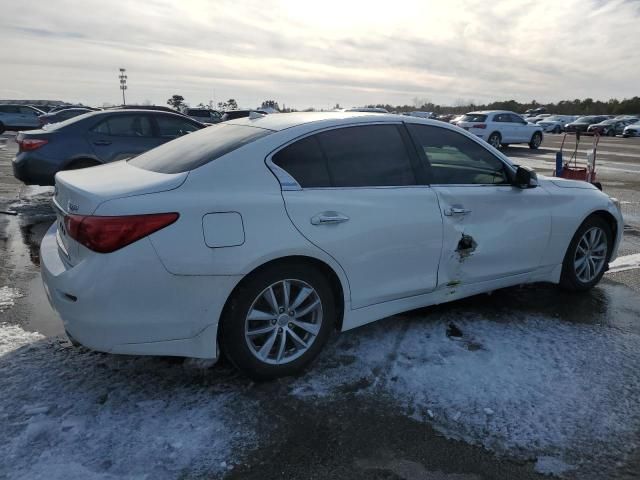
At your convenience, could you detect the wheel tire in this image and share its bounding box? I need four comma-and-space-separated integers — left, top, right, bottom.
220, 263, 336, 380
64, 159, 101, 170
559, 216, 612, 291
0, 122, 5, 134
607, 129, 615, 137
529, 132, 542, 149
553, 125, 561, 134
488, 132, 501, 149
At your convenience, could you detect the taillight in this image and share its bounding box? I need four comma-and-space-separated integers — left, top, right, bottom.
472, 123, 486, 129
18, 138, 48, 151
65, 213, 179, 253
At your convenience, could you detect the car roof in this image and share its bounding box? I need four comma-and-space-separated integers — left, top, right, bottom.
226, 111, 460, 132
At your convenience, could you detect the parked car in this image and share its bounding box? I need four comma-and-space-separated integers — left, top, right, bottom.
455, 110, 543, 149
403, 111, 434, 119
39, 108, 94, 127
525, 114, 552, 124
12, 109, 204, 185
564, 116, 609, 133
221, 109, 270, 121
109, 105, 180, 114
40, 112, 623, 379
622, 120, 640, 137
537, 115, 577, 133
48, 105, 97, 114
344, 107, 389, 113
184, 108, 222, 124
586, 119, 633, 136
0, 104, 45, 133
524, 107, 547, 116
449, 114, 465, 125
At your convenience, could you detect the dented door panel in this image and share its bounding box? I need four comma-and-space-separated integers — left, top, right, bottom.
433, 185, 553, 287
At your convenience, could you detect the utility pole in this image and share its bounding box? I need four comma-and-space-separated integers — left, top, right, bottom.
119, 68, 128, 105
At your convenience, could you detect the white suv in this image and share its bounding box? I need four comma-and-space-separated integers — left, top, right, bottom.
456, 110, 543, 149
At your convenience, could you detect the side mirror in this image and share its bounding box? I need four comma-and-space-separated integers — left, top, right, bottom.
513, 165, 538, 188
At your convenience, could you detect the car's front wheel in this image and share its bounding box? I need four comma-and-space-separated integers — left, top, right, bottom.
553, 125, 562, 134
0, 122, 5, 135
560, 216, 612, 291
529, 132, 542, 149
220, 263, 335, 380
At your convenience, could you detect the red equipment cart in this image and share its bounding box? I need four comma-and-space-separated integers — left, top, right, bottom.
554, 130, 601, 189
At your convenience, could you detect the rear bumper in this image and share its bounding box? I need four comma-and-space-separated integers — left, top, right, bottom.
12, 153, 57, 186
40, 222, 241, 359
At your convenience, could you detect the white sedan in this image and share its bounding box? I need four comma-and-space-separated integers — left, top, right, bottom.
41, 112, 623, 379
455, 110, 544, 149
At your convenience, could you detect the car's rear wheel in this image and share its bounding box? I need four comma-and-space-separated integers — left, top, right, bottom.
0, 122, 5, 134
560, 216, 612, 291
64, 159, 101, 170
488, 132, 501, 149
553, 125, 561, 134
529, 132, 542, 149
607, 129, 616, 137
220, 263, 335, 380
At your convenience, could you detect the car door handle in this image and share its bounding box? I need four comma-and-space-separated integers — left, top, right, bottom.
93, 140, 111, 146
444, 207, 471, 216
311, 212, 350, 225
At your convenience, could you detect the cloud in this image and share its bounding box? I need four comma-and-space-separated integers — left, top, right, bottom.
0, 0, 638, 108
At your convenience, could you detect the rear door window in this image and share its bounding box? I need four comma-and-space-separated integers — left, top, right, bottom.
317, 125, 416, 187
272, 124, 417, 188
92, 115, 154, 137
272, 136, 331, 188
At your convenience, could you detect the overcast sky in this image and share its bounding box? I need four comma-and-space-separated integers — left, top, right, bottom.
1, 0, 638, 109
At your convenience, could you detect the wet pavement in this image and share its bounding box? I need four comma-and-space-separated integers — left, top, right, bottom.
1, 132, 640, 479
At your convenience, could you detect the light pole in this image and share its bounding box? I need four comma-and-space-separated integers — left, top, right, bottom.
119, 68, 128, 105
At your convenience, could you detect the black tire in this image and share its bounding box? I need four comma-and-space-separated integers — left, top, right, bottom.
0, 122, 5, 135
488, 132, 501, 149
559, 216, 612, 291
553, 125, 561, 134
529, 132, 542, 149
64, 159, 101, 170
607, 129, 615, 137
220, 263, 336, 380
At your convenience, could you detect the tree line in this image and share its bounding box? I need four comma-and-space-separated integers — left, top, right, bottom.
366, 96, 640, 116
166, 94, 640, 115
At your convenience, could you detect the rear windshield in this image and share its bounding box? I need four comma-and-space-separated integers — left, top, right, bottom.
460, 114, 487, 122
128, 123, 273, 174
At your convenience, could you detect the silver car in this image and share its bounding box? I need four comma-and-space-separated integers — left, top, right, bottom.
0, 104, 44, 133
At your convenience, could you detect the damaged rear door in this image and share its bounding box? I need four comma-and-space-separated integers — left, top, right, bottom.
406, 123, 552, 286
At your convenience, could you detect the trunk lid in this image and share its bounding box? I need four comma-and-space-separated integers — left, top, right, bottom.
53, 160, 187, 265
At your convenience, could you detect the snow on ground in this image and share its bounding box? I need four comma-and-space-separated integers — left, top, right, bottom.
0, 323, 258, 480
0, 286, 24, 311
609, 253, 640, 273
292, 311, 640, 478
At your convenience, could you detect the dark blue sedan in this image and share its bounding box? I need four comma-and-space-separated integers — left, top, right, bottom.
12, 109, 205, 185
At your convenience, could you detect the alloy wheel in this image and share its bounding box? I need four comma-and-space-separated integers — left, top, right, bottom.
244, 279, 323, 365
573, 226, 608, 283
